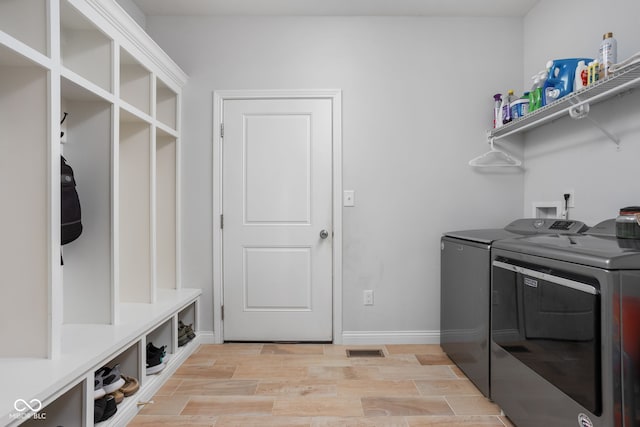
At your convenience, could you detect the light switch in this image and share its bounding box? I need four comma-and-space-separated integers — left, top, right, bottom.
343, 190, 355, 207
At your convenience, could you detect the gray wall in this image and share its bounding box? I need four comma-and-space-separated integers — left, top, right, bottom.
144, 15, 525, 339
522, 0, 640, 225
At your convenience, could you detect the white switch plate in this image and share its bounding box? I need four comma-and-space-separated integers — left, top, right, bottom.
363, 290, 374, 305
343, 190, 355, 207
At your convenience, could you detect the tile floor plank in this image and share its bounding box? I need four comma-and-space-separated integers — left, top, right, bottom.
273, 397, 364, 417
174, 379, 259, 396
181, 396, 275, 416
361, 397, 454, 417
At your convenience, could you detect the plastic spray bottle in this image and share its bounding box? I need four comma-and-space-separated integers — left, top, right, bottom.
528, 75, 543, 112
502, 90, 514, 124
493, 94, 503, 128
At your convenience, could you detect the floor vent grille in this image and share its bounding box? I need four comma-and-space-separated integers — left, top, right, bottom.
346, 349, 385, 358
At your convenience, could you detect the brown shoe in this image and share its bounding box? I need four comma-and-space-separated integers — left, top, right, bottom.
108, 389, 124, 405
120, 375, 140, 397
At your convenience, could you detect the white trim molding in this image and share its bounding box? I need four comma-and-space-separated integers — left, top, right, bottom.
212, 89, 343, 344
194, 330, 217, 345
342, 330, 441, 345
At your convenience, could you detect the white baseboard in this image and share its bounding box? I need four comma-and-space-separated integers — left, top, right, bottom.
195, 330, 440, 346
196, 330, 218, 344
341, 330, 440, 345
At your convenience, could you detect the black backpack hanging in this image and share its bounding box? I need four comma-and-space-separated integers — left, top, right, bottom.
61, 155, 82, 245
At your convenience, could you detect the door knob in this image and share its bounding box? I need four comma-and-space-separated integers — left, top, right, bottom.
319, 229, 329, 239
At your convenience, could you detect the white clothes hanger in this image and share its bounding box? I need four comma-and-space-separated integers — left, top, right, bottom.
468, 137, 522, 168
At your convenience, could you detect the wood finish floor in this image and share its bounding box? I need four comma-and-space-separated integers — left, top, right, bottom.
128, 344, 515, 427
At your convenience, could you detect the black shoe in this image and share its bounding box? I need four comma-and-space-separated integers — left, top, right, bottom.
146, 342, 166, 360
99, 395, 117, 421
146, 342, 166, 375
94, 394, 118, 422
94, 396, 106, 423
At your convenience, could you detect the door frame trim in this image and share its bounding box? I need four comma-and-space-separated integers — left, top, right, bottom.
212, 89, 343, 344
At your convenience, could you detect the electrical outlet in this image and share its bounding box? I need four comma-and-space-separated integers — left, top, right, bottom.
564, 190, 575, 208
363, 290, 374, 306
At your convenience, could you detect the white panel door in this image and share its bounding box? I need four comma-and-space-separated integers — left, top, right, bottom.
222, 97, 333, 341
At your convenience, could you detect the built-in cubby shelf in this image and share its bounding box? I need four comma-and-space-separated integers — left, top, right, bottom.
119, 115, 152, 304
156, 130, 178, 291
60, 0, 113, 93
156, 78, 178, 130
120, 48, 151, 116
0, 0, 48, 57
0, 44, 49, 359
21, 381, 85, 427
61, 78, 114, 325
0, 0, 190, 425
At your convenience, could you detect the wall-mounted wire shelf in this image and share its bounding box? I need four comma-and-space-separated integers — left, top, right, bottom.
488, 61, 640, 145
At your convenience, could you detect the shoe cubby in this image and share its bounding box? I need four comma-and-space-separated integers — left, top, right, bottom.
156, 129, 178, 291
146, 319, 174, 361
155, 77, 178, 130
0, 45, 50, 359
1, 1, 192, 425
118, 111, 152, 304
178, 302, 197, 331
60, 0, 113, 93
0, 0, 48, 56
101, 342, 141, 390
177, 302, 198, 349
61, 78, 114, 325
21, 380, 84, 427
92, 342, 142, 425
119, 47, 151, 117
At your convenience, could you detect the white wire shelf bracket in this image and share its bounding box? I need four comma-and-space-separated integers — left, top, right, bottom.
488, 61, 640, 145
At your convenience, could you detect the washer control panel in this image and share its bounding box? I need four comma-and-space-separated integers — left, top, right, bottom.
505, 218, 589, 235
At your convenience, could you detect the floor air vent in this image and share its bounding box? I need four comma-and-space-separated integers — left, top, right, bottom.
346, 349, 385, 358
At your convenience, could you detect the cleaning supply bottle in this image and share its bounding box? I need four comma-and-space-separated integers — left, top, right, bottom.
502, 90, 514, 124
493, 93, 503, 128
528, 75, 543, 112
574, 60, 588, 91
599, 32, 617, 78
544, 58, 592, 104
588, 60, 600, 85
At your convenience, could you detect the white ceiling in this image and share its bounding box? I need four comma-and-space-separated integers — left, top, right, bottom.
132, 0, 540, 17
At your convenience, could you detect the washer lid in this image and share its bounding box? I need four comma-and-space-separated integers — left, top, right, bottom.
494, 233, 640, 269
443, 229, 518, 244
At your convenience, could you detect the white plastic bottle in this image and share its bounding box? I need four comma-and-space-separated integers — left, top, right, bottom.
599, 32, 617, 78
574, 60, 588, 91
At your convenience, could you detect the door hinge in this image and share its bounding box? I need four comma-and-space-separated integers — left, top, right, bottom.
220, 123, 224, 138
220, 214, 223, 229
221, 305, 224, 321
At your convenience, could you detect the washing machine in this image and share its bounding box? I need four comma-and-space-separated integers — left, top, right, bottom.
441, 218, 589, 398
491, 219, 640, 427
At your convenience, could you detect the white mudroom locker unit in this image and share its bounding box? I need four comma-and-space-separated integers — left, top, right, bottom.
0, 0, 200, 425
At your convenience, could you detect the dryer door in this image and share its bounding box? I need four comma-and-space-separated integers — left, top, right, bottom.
492, 257, 602, 415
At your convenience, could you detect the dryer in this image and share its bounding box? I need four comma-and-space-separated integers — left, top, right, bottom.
491, 219, 640, 427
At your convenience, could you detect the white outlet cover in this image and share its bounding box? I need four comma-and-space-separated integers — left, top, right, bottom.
343, 190, 355, 207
